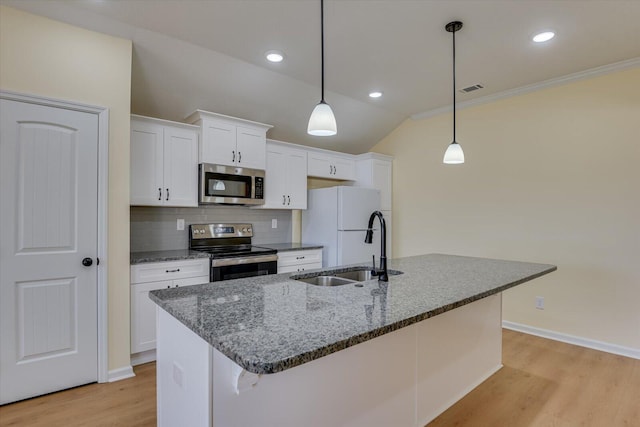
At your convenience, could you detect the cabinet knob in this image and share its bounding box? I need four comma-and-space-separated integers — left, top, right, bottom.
82, 257, 93, 267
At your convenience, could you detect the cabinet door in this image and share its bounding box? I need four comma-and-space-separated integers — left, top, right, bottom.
131, 280, 172, 353
307, 153, 332, 178
372, 160, 392, 211
201, 119, 236, 166
287, 150, 308, 209
130, 121, 164, 205
263, 147, 288, 208
164, 127, 198, 207
331, 156, 355, 180
236, 126, 266, 170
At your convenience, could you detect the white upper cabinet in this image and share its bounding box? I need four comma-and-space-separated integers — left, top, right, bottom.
307, 150, 355, 180
130, 115, 198, 207
186, 110, 272, 170
354, 153, 393, 211
258, 140, 308, 209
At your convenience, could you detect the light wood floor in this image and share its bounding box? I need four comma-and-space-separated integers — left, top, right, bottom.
1, 330, 638, 426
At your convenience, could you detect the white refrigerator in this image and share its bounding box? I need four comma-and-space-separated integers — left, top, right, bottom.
302, 186, 382, 268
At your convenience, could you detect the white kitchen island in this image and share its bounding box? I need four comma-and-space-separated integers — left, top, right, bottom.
150, 254, 555, 427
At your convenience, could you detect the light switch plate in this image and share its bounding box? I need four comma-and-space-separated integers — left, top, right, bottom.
177, 219, 185, 231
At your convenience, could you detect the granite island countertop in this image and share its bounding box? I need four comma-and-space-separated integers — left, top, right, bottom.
149, 253, 556, 375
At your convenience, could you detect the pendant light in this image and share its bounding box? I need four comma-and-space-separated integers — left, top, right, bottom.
307, 0, 337, 136
443, 21, 465, 164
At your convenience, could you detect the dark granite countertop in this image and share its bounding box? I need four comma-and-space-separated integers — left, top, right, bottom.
149, 253, 556, 374
130, 249, 210, 265
254, 242, 324, 252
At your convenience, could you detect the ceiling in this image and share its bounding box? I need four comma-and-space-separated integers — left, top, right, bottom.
4, 0, 640, 154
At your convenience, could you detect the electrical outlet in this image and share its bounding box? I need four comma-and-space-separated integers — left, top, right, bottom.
172, 362, 184, 388
535, 296, 544, 310
177, 218, 185, 231
272, 219, 277, 229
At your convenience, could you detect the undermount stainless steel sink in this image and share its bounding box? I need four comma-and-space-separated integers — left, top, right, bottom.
296, 276, 356, 286
292, 267, 403, 287
330, 270, 374, 281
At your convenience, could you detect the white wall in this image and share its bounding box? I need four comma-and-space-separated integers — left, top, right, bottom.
373, 68, 640, 351
0, 6, 133, 371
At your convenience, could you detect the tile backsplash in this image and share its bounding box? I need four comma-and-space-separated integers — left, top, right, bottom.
130, 206, 292, 252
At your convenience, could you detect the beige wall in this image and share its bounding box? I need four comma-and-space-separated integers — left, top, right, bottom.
0, 6, 133, 371
373, 68, 640, 350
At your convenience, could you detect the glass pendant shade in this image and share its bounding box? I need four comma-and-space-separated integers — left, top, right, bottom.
443, 141, 465, 164
307, 101, 337, 136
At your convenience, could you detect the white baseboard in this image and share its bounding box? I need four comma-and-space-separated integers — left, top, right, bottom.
417, 364, 503, 427
131, 349, 156, 366
502, 321, 640, 360
108, 365, 135, 382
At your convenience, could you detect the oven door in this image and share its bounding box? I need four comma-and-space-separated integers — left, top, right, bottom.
210, 255, 277, 282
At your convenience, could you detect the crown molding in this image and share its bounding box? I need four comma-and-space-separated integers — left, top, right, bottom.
411, 57, 640, 121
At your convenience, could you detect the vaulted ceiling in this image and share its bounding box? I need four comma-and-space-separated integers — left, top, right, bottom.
4, 0, 640, 153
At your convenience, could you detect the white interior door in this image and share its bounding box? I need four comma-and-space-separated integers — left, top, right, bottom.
0, 99, 99, 404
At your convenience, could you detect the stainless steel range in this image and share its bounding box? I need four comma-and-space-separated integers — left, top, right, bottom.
189, 223, 277, 282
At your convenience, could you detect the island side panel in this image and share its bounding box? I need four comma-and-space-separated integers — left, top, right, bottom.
156, 307, 212, 427
416, 294, 503, 425
212, 324, 417, 427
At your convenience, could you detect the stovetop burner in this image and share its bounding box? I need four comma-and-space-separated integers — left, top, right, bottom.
193, 245, 276, 259
189, 223, 276, 259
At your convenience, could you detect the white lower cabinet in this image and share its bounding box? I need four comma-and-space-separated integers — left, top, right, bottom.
277, 249, 323, 274
130, 259, 209, 364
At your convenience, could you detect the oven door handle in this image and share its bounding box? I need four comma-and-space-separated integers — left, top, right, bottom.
210, 254, 278, 267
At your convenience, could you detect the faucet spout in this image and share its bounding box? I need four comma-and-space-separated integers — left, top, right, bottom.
364, 211, 388, 282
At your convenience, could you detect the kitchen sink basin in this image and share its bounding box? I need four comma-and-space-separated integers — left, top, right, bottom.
291, 267, 403, 287
296, 276, 356, 286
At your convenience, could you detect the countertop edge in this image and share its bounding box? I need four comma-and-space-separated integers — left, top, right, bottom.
130, 250, 210, 265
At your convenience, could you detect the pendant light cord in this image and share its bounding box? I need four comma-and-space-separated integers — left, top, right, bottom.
321, 0, 325, 103
452, 25, 456, 143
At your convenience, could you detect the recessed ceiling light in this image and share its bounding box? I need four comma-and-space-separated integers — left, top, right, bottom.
265, 50, 284, 63
369, 91, 383, 98
532, 31, 555, 43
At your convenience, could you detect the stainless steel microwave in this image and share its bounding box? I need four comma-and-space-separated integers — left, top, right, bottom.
199, 163, 265, 205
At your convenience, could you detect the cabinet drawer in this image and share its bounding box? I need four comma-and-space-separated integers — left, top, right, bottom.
278, 249, 323, 267
278, 262, 323, 274
131, 259, 210, 284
